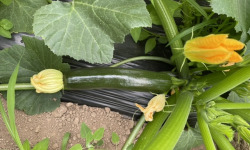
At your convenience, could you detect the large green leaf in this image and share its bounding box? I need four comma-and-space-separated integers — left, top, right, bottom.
15, 91, 61, 115
0, 0, 48, 33
211, 0, 250, 33
33, 0, 151, 63
0, 36, 70, 115
0, 36, 70, 83
174, 127, 203, 150
227, 91, 250, 103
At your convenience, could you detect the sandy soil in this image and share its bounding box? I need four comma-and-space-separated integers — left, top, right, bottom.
0, 101, 135, 150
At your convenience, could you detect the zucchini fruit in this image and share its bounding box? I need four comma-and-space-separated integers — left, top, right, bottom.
64, 67, 175, 93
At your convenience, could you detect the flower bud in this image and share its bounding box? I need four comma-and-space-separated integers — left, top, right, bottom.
135, 94, 165, 121
30, 69, 64, 93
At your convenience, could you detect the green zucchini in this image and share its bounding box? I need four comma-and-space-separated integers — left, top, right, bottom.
64, 67, 175, 93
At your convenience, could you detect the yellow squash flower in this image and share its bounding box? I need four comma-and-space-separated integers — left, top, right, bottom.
184, 34, 244, 64
30, 69, 64, 93
135, 94, 165, 121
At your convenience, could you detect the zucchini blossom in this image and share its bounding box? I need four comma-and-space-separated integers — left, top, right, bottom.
135, 94, 165, 121
30, 69, 64, 93
184, 34, 244, 64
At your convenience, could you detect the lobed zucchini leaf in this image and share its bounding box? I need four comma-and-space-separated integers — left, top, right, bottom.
0, 0, 48, 33
0, 36, 70, 115
174, 127, 203, 150
33, 0, 151, 63
14, 91, 61, 115
211, 0, 250, 38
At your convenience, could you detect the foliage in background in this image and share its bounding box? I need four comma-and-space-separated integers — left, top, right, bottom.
211, 0, 250, 42
0, 19, 13, 38
0, 0, 48, 33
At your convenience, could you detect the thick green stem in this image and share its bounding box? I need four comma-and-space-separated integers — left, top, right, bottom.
153, 0, 189, 79
196, 66, 250, 105
133, 95, 176, 150
210, 128, 235, 150
215, 103, 250, 110
0, 83, 34, 91
194, 68, 238, 87
145, 92, 193, 150
122, 116, 145, 150
197, 106, 216, 150
215, 98, 250, 122
110, 56, 173, 67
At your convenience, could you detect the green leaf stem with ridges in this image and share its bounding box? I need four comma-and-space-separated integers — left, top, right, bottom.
215, 103, 250, 110
210, 128, 235, 150
122, 115, 145, 150
110, 56, 173, 67
145, 91, 193, 150
215, 98, 250, 122
152, 0, 189, 79
0, 83, 34, 91
197, 106, 216, 150
196, 66, 250, 105
133, 94, 176, 150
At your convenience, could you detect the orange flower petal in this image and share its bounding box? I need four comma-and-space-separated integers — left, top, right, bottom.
221, 39, 245, 51
184, 34, 228, 51
228, 52, 243, 63
135, 103, 145, 112
184, 47, 231, 64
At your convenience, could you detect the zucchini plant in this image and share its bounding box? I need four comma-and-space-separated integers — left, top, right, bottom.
0, 0, 250, 150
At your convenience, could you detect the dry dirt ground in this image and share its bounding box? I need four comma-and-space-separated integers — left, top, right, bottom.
0, 101, 136, 150
0, 100, 249, 150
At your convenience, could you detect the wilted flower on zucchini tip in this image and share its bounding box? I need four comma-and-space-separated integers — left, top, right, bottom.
135, 94, 165, 122
30, 69, 64, 93
184, 34, 244, 64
